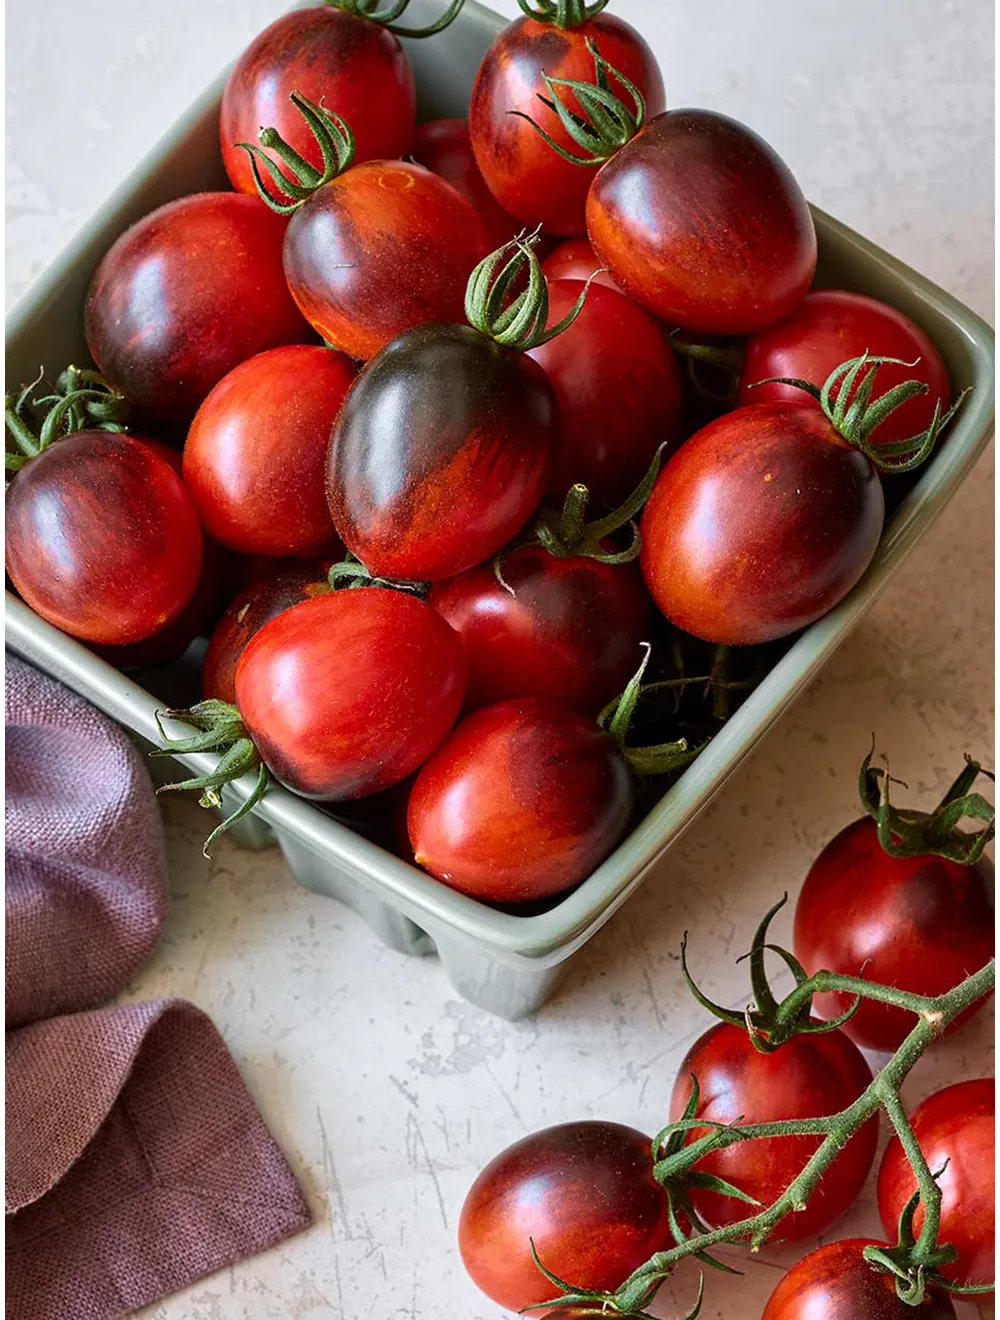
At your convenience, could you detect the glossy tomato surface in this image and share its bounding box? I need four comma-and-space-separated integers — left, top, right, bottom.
220, 7, 415, 197
542, 238, 620, 289
640, 402, 885, 645
763, 1239, 957, 1319
407, 698, 633, 903
587, 109, 816, 334
669, 1022, 877, 1240
459, 1121, 671, 1311
469, 14, 665, 237
794, 817, 994, 1051
6, 433, 203, 645
235, 589, 465, 799
411, 117, 522, 251
878, 1079, 994, 1288
528, 278, 683, 506
85, 193, 307, 420
328, 322, 556, 581
183, 345, 356, 557
283, 162, 486, 360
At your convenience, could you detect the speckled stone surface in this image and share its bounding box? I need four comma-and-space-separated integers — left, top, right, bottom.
6, 1, 995, 1316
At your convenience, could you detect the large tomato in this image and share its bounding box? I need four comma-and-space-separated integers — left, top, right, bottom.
763, 1239, 957, 1319
411, 117, 522, 251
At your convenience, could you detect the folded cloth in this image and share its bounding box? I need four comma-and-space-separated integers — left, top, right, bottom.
5, 656, 312, 1320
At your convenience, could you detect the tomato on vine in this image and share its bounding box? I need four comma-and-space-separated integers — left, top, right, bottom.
763, 1240, 957, 1319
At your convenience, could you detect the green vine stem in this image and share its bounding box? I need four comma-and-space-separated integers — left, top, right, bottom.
596, 644, 709, 779
670, 332, 745, 409
516, 0, 610, 27
859, 746, 995, 863
323, 0, 467, 38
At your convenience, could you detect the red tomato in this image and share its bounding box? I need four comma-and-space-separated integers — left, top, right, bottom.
234, 589, 465, 798
220, 8, 415, 198
183, 345, 356, 557
459, 1121, 672, 1311
85, 193, 308, 419
411, 117, 523, 251
763, 1239, 957, 1319
542, 238, 620, 290
6, 433, 203, 645
793, 818, 994, 1051
877, 1080, 995, 1288
528, 278, 683, 506
669, 1022, 877, 1241
407, 698, 633, 903
740, 291, 953, 453
640, 403, 885, 645
430, 547, 652, 716
469, 14, 664, 237
587, 110, 816, 334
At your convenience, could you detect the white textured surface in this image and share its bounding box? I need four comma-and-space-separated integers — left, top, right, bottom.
6, 1, 995, 1317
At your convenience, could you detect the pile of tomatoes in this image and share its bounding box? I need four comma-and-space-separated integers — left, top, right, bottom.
5, 0, 961, 907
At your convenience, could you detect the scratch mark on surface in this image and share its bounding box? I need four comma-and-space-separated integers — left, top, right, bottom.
484, 1060, 526, 1129
390, 1074, 420, 1107
405, 1111, 449, 1229
316, 1106, 347, 1239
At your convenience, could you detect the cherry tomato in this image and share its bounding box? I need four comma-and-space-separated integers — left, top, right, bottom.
407, 698, 633, 902
183, 345, 356, 557
740, 291, 953, 453
763, 1239, 957, 1319
878, 1079, 994, 1289
411, 117, 523, 251
220, 7, 415, 199
235, 589, 465, 798
587, 110, 816, 334
640, 402, 885, 645
430, 547, 652, 716
85, 193, 308, 420
793, 818, 994, 1051
328, 322, 556, 581
469, 14, 664, 237
669, 1022, 877, 1241
528, 278, 683, 506
542, 238, 620, 290
459, 1121, 671, 1312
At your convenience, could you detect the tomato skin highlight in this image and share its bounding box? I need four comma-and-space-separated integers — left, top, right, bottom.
411, 117, 523, 252
763, 1239, 958, 1319
877, 1080, 995, 1289
328, 322, 557, 582
459, 1121, 672, 1311
669, 1022, 877, 1241
542, 238, 621, 290
793, 818, 994, 1051
639, 402, 885, 645
234, 590, 465, 800
469, 14, 665, 237
587, 109, 816, 334
182, 345, 356, 557
84, 193, 308, 420
407, 698, 633, 903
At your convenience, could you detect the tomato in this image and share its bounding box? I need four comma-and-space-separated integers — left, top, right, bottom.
459, 1121, 671, 1312
640, 402, 884, 645
234, 589, 465, 798
763, 1239, 957, 1319
542, 238, 620, 290
430, 547, 652, 716
740, 291, 953, 453
182, 345, 356, 557
85, 193, 307, 420
407, 698, 633, 902
878, 1080, 995, 1289
220, 7, 415, 199
469, 13, 664, 236
669, 1022, 877, 1241
528, 278, 683, 506
587, 110, 816, 334
793, 817, 994, 1051
411, 117, 523, 251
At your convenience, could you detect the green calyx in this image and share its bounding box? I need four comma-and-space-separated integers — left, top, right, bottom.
516, 0, 610, 26
238, 91, 356, 214
535, 444, 666, 565
513, 38, 645, 167
598, 644, 707, 779
859, 745, 995, 864
670, 332, 744, 410
324, 0, 466, 37
755, 351, 970, 473
327, 555, 430, 597
6, 365, 132, 474
521, 1247, 704, 1320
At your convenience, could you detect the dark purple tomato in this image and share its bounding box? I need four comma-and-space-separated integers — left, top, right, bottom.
220, 7, 415, 199
183, 345, 356, 557
411, 117, 524, 252
407, 698, 633, 902
328, 322, 557, 581
469, 14, 664, 237
6, 433, 203, 645
85, 192, 308, 420
528, 278, 683, 506
587, 110, 816, 334
541, 238, 621, 290
640, 403, 885, 645
234, 589, 465, 799
794, 817, 994, 1052
763, 1240, 957, 1319
430, 547, 652, 716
